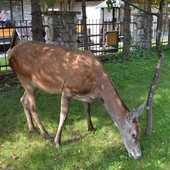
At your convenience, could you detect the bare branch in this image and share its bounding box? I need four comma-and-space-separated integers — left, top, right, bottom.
145, 0, 164, 135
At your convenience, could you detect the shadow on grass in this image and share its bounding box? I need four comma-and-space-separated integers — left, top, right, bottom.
0, 89, 25, 141
3, 128, 170, 170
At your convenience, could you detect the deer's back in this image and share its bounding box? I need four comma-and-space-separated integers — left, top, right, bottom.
8, 41, 106, 95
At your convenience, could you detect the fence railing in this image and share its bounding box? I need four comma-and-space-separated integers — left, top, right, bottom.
77, 20, 123, 55
77, 19, 169, 54
0, 20, 33, 73
0, 19, 169, 74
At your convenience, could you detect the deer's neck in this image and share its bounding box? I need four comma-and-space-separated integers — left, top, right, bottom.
100, 77, 129, 125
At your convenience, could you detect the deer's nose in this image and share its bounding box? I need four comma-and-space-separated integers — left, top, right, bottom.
135, 153, 142, 160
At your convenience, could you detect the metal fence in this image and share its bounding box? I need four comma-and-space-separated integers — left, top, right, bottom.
0, 19, 169, 74
77, 19, 124, 55
77, 19, 169, 54
0, 20, 32, 73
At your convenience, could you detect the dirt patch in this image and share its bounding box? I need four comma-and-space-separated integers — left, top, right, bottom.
0, 72, 21, 95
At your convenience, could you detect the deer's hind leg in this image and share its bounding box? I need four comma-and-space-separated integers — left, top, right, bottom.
83, 102, 95, 131
20, 91, 35, 133
20, 88, 51, 140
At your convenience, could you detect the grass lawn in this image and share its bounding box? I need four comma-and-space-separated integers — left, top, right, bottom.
0, 49, 170, 170
0, 54, 10, 72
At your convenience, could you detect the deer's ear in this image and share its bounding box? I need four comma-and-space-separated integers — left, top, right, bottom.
126, 102, 146, 122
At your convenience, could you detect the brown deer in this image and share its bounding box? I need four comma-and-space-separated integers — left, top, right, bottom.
8, 41, 145, 160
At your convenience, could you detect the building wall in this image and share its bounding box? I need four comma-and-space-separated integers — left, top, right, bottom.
23, 5, 31, 20
23, 1, 114, 21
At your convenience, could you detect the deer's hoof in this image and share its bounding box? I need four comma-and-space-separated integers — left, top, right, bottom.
88, 126, 96, 132
43, 133, 52, 140
55, 143, 61, 148
29, 128, 36, 133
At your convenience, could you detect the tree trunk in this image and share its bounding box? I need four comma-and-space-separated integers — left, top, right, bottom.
168, 19, 170, 49
146, 1, 152, 53
146, 0, 164, 135
81, 0, 88, 51
31, 0, 44, 42
123, 2, 131, 61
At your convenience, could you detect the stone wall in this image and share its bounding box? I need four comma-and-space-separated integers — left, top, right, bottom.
43, 11, 80, 49
132, 14, 152, 49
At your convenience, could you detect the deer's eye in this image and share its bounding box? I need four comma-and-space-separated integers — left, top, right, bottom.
132, 132, 136, 139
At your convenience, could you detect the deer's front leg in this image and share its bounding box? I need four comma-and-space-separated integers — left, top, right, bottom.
54, 93, 70, 147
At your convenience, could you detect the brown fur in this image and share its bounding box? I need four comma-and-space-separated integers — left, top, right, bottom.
8, 41, 144, 159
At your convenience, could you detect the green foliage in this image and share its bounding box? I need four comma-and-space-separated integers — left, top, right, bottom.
106, 0, 114, 12
0, 50, 170, 169
40, 0, 59, 10
40, 0, 75, 11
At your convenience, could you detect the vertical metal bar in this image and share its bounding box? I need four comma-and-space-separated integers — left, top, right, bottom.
10, 0, 14, 26
21, 0, 24, 21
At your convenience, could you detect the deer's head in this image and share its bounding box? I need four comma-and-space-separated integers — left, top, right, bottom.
119, 102, 146, 160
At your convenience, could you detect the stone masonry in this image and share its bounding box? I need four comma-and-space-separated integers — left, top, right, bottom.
43, 11, 80, 49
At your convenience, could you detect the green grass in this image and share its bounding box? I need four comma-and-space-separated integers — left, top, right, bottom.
0, 49, 170, 169
0, 55, 10, 72
0, 55, 8, 64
